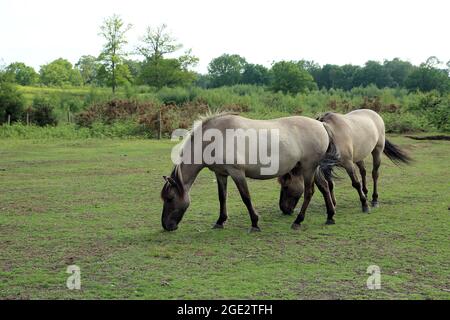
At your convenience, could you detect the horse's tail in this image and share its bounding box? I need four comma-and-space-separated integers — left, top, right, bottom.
316, 123, 342, 183
383, 139, 412, 165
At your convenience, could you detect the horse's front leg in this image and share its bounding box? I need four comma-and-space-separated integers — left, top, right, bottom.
229, 170, 260, 232
213, 173, 228, 229
292, 169, 315, 230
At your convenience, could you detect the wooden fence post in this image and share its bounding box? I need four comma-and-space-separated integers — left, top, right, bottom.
158, 110, 162, 140
26, 112, 30, 126
7, 114, 11, 126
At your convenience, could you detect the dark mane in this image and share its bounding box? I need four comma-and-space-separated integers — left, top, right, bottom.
316, 112, 334, 122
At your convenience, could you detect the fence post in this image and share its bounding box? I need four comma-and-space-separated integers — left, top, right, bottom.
158, 110, 162, 140
7, 114, 11, 126
26, 112, 30, 126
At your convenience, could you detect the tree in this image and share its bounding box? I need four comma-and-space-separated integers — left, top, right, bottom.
98, 14, 132, 93
136, 24, 182, 61
39, 58, 83, 86
242, 64, 271, 86
136, 24, 196, 87
0, 81, 25, 124
5, 62, 39, 86
271, 61, 317, 94
353, 60, 393, 88
208, 54, 247, 87
383, 58, 414, 87
75, 55, 100, 85
405, 62, 450, 93
139, 58, 196, 88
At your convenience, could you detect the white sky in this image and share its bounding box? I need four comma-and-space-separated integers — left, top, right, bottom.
1, 0, 449, 73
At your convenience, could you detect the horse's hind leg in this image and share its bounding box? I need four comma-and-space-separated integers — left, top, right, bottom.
356, 160, 369, 198
292, 168, 315, 230
229, 170, 260, 232
315, 177, 337, 225
325, 175, 337, 207
213, 173, 228, 229
343, 160, 370, 213
371, 146, 382, 207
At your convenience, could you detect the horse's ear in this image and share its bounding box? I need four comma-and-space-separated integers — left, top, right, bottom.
163, 175, 168, 181
167, 176, 185, 195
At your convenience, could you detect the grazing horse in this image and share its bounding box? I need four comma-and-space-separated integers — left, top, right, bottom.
160, 113, 340, 232
279, 109, 411, 215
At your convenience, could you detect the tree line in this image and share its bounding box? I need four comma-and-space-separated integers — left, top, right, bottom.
1, 14, 449, 94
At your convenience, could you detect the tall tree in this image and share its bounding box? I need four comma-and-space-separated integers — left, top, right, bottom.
242, 63, 271, 86
271, 61, 316, 94
75, 55, 100, 85
208, 54, 247, 87
39, 58, 83, 86
136, 24, 182, 61
5, 62, 39, 86
98, 14, 132, 93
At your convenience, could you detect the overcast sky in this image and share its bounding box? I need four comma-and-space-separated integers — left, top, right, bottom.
1, 0, 449, 73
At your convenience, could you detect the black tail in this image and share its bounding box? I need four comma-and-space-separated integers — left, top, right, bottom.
316, 123, 343, 183
383, 139, 412, 165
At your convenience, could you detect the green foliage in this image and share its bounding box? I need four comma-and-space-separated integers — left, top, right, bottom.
157, 86, 195, 105
242, 63, 271, 86
98, 14, 132, 93
408, 91, 450, 131
0, 81, 25, 124
208, 54, 247, 87
29, 96, 58, 126
39, 58, 83, 86
75, 55, 100, 85
271, 61, 316, 94
405, 64, 450, 93
139, 58, 196, 88
5, 62, 39, 85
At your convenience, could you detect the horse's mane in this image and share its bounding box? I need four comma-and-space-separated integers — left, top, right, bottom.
316, 112, 334, 122
196, 110, 239, 126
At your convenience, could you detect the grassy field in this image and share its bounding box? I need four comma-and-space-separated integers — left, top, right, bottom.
0, 136, 449, 299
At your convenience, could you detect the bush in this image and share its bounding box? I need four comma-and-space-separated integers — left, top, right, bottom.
0, 82, 25, 124
29, 96, 58, 126
408, 91, 450, 131
157, 87, 196, 105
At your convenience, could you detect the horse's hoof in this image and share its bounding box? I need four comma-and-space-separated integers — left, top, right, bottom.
291, 223, 301, 230
249, 226, 261, 233
212, 223, 224, 229
325, 219, 336, 225
362, 206, 371, 214
371, 201, 379, 208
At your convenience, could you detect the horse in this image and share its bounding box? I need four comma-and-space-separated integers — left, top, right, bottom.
160, 113, 340, 233
279, 109, 412, 215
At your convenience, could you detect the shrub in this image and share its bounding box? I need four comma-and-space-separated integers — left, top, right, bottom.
29, 96, 58, 126
0, 82, 25, 124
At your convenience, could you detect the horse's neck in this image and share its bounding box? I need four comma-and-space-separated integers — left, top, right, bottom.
180, 163, 204, 191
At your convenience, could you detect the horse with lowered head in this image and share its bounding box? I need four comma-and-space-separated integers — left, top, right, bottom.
161, 113, 340, 232
279, 109, 412, 215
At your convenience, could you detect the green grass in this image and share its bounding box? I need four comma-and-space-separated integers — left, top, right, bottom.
0, 136, 449, 299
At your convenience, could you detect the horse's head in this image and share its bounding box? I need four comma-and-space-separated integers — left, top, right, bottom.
278, 172, 304, 215
160, 166, 190, 231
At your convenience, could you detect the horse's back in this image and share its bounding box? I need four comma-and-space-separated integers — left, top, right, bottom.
203, 115, 329, 178
345, 109, 385, 161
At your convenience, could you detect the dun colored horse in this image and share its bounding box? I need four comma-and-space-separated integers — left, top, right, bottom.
279, 109, 411, 215
161, 113, 340, 232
